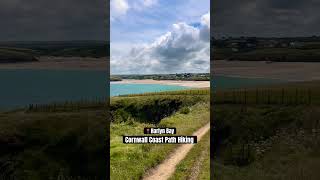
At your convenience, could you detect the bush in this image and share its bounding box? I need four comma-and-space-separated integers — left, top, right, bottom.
179, 107, 190, 114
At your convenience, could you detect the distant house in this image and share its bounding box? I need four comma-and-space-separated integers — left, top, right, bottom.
289, 41, 303, 48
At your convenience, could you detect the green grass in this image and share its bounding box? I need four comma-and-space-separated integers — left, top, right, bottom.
213, 81, 320, 180
0, 103, 107, 180
0, 41, 109, 59
0, 48, 38, 63
213, 81, 320, 105
111, 93, 209, 124
110, 101, 210, 180
214, 47, 320, 62
170, 132, 210, 180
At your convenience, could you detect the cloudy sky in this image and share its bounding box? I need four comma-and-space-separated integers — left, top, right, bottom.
213, 0, 320, 38
111, 0, 210, 75
0, 0, 107, 41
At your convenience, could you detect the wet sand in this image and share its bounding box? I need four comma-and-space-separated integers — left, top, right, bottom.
112, 79, 210, 88
213, 60, 320, 81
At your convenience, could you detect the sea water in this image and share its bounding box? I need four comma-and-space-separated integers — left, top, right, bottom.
0, 69, 107, 109
110, 83, 188, 96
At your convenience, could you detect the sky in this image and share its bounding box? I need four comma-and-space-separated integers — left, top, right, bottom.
111, 0, 210, 75
0, 0, 107, 41
213, 0, 320, 38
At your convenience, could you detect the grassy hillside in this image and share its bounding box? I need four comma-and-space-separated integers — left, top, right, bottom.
213, 81, 320, 180
0, 41, 108, 62
215, 47, 320, 62
0, 101, 107, 180
0, 89, 210, 180
0, 48, 38, 63
170, 132, 210, 180
110, 90, 210, 179
213, 37, 320, 62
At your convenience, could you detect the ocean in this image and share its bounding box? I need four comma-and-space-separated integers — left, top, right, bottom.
110, 83, 188, 96
0, 69, 282, 109
0, 69, 107, 109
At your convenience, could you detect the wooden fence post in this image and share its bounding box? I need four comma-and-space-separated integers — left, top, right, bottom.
281, 88, 284, 105
295, 88, 298, 105
308, 89, 311, 105
267, 89, 270, 104
256, 89, 258, 104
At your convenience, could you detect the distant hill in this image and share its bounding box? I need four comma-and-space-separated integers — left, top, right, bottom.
0, 48, 38, 63
0, 41, 109, 63
212, 36, 320, 62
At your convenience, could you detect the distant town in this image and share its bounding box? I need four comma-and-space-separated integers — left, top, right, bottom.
212, 36, 320, 62
111, 73, 210, 81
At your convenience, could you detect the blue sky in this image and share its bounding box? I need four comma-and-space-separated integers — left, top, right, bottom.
111, 0, 210, 74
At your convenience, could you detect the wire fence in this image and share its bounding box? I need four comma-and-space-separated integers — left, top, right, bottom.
213, 88, 320, 105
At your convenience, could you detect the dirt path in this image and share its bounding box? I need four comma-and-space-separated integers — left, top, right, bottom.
143, 123, 210, 180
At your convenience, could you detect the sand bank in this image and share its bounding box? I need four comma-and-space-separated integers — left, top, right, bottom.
112, 79, 210, 88
213, 60, 320, 81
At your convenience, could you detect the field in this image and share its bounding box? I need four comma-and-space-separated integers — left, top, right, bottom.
110, 89, 210, 179
212, 81, 320, 180
213, 37, 320, 62
0, 41, 108, 63
214, 47, 320, 62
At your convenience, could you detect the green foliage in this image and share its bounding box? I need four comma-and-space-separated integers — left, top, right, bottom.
179, 107, 190, 114
111, 94, 208, 123
0, 41, 108, 59
213, 37, 320, 62
110, 102, 210, 180
170, 132, 210, 180
0, 48, 38, 63
110, 76, 122, 81
0, 103, 107, 180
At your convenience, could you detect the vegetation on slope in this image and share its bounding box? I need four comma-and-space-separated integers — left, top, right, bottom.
0, 101, 107, 180
0, 41, 108, 63
0, 48, 38, 63
110, 92, 210, 180
213, 36, 320, 62
213, 82, 320, 180
170, 132, 210, 180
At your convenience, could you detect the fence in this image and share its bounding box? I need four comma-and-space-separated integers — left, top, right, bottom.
213, 88, 320, 105
26, 98, 107, 112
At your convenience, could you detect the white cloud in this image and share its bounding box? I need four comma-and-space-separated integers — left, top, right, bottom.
142, 0, 157, 7
111, 0, 129, 20
201, 12, 210, 28
200, 12, 210, 41
111, 0, 158, 20
111, 12, 210, 74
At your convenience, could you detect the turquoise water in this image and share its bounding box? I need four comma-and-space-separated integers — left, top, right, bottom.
212, 75, 284, 90
0, 69, 282, 109
0, 69, 107, 109
110, 83, 188, 96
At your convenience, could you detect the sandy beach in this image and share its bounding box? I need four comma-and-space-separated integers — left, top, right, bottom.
112, 79, 210, 88
213, 60, 320, 81
0, 56, 108, 71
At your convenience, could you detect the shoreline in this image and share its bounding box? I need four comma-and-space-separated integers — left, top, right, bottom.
111, 79, 210, 88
